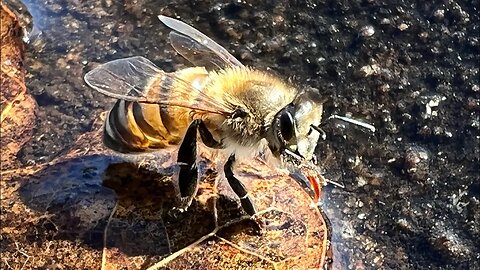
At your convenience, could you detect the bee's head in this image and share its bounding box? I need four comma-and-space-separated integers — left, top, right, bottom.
267, 90, 324, 164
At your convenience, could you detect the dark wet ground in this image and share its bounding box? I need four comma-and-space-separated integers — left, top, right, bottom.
6, 0, 480, 269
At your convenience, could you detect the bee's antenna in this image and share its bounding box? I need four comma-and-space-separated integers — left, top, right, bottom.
324, 178, 345, 188
318, 115, 376, 133
327, 115, 376, 133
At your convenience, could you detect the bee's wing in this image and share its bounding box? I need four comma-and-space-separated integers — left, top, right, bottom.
84, 56, 235, 115
159, 15, 244, 69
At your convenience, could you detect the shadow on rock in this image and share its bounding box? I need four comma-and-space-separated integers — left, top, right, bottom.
17, 154, 120, 249
14, 151, 224, 260
15, 153, 196, 256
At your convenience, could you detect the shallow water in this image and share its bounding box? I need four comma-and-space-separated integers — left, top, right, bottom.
6, 0, 480, 269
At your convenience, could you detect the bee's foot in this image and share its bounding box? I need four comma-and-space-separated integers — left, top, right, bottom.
168, 197, 192, 219
249, 215, 266, 236
168, 206, 187, 219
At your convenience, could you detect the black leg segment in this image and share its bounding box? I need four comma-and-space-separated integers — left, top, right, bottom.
198, 121, 223, 149
224, 154, 257, 216
177, 120, 201, 208
177, 119, 224, 208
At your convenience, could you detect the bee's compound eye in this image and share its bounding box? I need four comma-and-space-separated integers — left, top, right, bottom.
279, 111, 295, 142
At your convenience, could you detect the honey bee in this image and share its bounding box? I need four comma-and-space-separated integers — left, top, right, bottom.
84, 15, 325, 216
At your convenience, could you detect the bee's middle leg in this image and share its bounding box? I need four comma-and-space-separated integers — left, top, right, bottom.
224, 154, 257, 216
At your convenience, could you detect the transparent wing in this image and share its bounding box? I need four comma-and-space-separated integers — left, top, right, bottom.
84, 56, 235, 115
158, 15, 244, 69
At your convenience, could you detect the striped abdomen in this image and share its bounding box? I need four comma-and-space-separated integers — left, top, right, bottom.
103, 67, 212, 153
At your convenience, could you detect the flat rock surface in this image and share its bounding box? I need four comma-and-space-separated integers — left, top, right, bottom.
1, 0, 479, 269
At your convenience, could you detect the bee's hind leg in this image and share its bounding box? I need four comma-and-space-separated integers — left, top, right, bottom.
176, 120, 224, 212
176, 120, 202, 211
224, 154, 257, 216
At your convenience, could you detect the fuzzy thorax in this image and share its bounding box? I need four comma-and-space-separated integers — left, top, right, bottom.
206, 67, 297, 148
